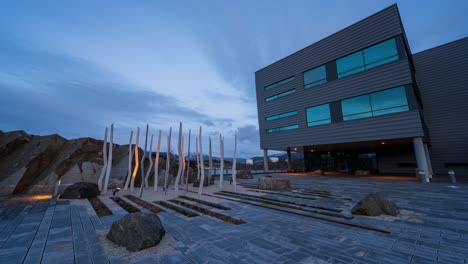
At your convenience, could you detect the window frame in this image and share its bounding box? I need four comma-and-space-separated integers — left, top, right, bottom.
266, 124, 299, 133
266, 111, 298, 121
303, 65, 327, 89
306, 103, 332, 127
265, 89, 296, 102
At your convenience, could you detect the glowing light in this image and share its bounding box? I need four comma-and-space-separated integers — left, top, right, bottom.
381, 142, 386, 145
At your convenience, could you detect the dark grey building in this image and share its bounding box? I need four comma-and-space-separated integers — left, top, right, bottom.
255, 4, 468, 180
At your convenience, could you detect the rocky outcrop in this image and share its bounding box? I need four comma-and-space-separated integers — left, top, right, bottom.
257, 177, 291, 190
60, 182, 100, 199
0, 130, 133, 195
351, 193, 400, 216
237, 169, 254, 179
106, 212, 165, 251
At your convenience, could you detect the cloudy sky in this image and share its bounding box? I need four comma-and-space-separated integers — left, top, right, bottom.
0, 0, 467, 158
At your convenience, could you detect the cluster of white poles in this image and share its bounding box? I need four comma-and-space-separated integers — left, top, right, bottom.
96, 122, 238, 196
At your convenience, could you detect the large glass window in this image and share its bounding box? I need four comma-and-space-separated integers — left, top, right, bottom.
303, 65, 327, 88
306, 104, 331, 127
341, 86, 409, 121
265, 89, 296, 102
264, 76, 295, 91
267, 124, 299, 133
266, 111, 298, 121
336, 38, 399, 78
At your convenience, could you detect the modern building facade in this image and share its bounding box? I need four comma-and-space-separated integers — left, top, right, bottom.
255, 4, 468, 180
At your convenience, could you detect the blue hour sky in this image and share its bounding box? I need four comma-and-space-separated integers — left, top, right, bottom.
0, 0, 467, 158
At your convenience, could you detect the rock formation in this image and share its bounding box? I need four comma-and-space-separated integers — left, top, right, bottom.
0, 130, 134, 195
60, 182, 100, 199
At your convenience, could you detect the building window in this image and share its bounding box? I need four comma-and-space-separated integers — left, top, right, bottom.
303, 65, 327, 88
341, 86, 409, 121
264, 76, 295, 91
306, 104, 331, 127
336, 38, 399, 78
265, 89, 296, 102
267, 124, 299, 133
266, 111, 298, 121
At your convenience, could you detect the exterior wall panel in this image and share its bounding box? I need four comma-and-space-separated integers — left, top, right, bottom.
413, 37, 468, 177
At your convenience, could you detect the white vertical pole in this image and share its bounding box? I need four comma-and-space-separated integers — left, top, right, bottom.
198, 126, 205, 195
130, 127, 140, 192
185, 129, 191, 191
164, 127, 172, 192
140, 124, 149, 191
98, 127, 108, 192
219, 133, 224, 188
413, 137, 430, 183
209, 136, 213, 184
196, 136, 200, 180
142, 134, 154, 196
175, 122, 183, 195
232, 131, 237, 190
124, 130, 133, 190
103, 124, 114, 195
154, 129, 162, 192
263, 149, 269, 173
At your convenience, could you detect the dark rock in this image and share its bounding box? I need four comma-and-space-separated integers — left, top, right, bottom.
60, 182, 100, 199
257, 177, 291, 190
106, 212, 165, 251
351, 193, 400, 216
237, 169, 254, 179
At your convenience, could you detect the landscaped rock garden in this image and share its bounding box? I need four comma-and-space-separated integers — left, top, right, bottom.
106, 212, 165, 251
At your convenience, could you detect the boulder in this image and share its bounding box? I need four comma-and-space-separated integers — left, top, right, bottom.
351, 193, 400, 216
257, 177, 291, 190
355, 170, 370, 176
60, 182, 100, 199
237, 169, 254, 179
106, 212, 165, 251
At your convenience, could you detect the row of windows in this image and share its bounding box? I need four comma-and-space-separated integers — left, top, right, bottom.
265, 89, 296, 102
266, 111, 298, 121
266, 86, 409, 132
336, 38, 399, 78
263, 37, 400, 95
266, 125, 299, 133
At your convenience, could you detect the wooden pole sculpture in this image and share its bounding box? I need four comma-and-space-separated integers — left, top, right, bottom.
141, 134, 154, 197
198, 126, 205, 195
164, 127, 172, 193
219, 133, 224, 188
140, 124, 149, 190
130, 127, 140, 192
185, 129, 191, 191
175, 122, 183, 195
123, 130, 133, 190
208, 136, 213, 184
196, 137, 200, 180
103, 124, 114, 195
181, 135, 186, 189
98, 127, 108, 192
232, 131, 238, 191
153, 129, 161, 192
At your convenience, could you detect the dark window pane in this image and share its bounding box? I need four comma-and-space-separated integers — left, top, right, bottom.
341, 95, 371, 117
306, 104, 331, 127
336, 51, 364, 76
304, 65, 327, 88
371, 87, 408, 111
363, 38, 398, 65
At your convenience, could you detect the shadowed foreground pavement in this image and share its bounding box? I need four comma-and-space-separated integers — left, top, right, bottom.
1, 174, 467, 263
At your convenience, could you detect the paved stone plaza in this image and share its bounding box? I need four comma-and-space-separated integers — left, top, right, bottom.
1, 174, 467, 264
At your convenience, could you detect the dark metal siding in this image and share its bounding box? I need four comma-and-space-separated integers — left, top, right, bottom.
413, 37, 468, 177
255, 4, 424, 151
